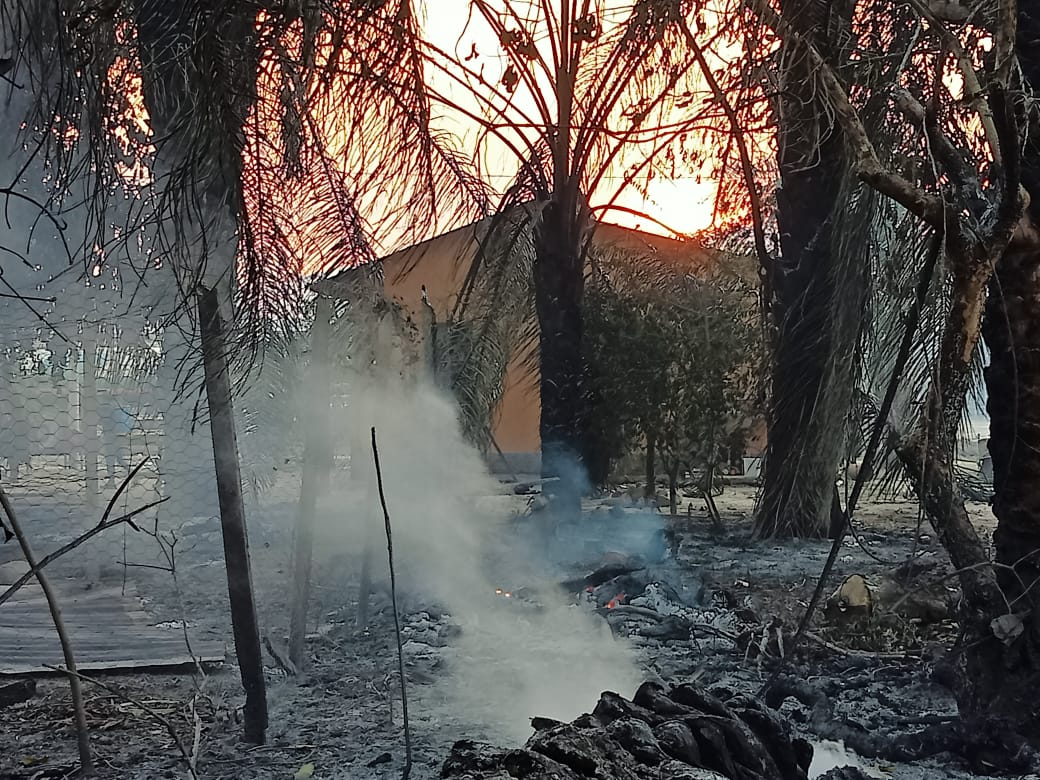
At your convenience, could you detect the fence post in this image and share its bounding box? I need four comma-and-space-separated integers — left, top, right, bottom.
197, 285, 268, 745
288, 295, 333, 669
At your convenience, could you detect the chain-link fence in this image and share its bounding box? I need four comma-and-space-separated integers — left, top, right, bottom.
0, 285, 307, 671
0, 271, 419, 675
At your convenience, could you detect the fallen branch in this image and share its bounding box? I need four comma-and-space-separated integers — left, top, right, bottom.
804, 631, 921, 660
2, 487, 93, 776
44, 664, 198, 780
262, 633, 298, 677
371, 427, 412, 780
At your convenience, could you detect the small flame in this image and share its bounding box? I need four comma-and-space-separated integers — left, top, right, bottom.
606, 592, 627, 609
494, 588, 513, 598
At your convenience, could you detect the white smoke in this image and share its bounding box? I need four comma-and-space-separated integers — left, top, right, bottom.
310, 340, 640, 743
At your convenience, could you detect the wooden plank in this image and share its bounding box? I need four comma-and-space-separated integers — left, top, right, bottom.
0, 649, 226, 676
0, 607, 151, 623
0, 636, 221, 653
1, 585, 140, 606
0, 644, 226, 662
0, 577, 227, 675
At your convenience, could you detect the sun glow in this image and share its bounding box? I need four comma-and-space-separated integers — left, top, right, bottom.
419, 1, 745, 240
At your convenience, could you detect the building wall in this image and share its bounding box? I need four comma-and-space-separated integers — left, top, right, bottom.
331, 218, 758, 463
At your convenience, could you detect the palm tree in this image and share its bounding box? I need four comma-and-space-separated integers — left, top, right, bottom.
754, 0, 862, 538
418, 1, 740, 500
755, 0, 1040, 754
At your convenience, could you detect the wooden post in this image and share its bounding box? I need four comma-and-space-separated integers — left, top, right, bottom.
197, 285, 268, 745
81, 327, 99, 509
288, 296, 333, 669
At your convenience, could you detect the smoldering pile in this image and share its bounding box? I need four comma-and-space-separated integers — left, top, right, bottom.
560, 554, 761, 653
441, 678, 868, 780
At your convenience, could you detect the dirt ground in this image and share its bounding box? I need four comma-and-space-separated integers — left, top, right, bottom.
0, 484, 1010, 780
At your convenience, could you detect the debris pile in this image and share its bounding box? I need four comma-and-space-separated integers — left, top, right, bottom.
441, 679, 817, 780
564, 558, 754, 649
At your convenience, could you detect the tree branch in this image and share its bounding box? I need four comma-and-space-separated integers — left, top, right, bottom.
746, 0, 948, 229
0, 487, 93, 775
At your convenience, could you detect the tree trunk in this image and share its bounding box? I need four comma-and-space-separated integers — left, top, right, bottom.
533, 199, 589, 514
967, 0, 1040, 738
668, 462, 680, 517
755, 0, 857, 539
288, 297, 333, 670
644, 432, 656, 500
198, 287, 268, 745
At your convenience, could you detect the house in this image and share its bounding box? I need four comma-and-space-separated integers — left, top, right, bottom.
315, 213, 762, 474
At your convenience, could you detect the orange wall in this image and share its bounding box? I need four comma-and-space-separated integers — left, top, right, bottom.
379, 224, 542, 454
365, 218, 753, 456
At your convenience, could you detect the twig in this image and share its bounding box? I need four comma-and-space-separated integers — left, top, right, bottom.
804, 631, 921, 660
371, 427, 412, 780
0, 496, 168, 608
1, 487, 93, 776
189, 694, 203, 776
43, 664, 198, 780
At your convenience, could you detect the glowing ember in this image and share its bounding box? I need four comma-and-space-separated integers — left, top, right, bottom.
606, 592, 626, 609
494, 588, 513, 598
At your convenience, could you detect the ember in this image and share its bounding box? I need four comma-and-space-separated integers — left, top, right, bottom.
606, 592, 626, 609
494, 588, 513, 598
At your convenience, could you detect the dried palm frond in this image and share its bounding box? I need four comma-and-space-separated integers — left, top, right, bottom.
6, 0, 490, 389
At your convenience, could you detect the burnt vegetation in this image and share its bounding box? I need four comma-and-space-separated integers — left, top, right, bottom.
0, 0, 1039, 779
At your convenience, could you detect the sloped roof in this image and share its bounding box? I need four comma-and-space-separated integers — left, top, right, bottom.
312, 212, 756, 297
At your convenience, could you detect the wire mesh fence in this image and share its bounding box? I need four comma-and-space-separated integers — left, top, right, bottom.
0, 292, 306, 671
0, 268, 443, 682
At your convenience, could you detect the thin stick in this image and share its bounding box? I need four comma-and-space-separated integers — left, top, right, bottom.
370, 427, 412, 780
1, 487, 93, 776
43, 664, 198, 780
804, 631, 921, 660
0, 496, 168, 609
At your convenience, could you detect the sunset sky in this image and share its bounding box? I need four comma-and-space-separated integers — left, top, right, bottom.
417, 1, 724, 239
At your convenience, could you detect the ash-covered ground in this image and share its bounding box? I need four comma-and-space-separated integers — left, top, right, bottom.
0, 481, 1002, 780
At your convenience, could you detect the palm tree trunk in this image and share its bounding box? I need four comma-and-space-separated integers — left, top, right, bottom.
755, 0, 856, 539
966, 0, 1040, 738
533, 200, 588, 514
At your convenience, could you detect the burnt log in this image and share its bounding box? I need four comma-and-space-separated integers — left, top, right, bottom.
0, 680, 35, 709
817, 770, 871, 780
442, 681, 811, 780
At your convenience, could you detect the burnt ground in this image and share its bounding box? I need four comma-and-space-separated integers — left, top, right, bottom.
0, 484, 1008, 780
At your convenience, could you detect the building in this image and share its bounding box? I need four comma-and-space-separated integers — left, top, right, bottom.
317, 213, 760, 473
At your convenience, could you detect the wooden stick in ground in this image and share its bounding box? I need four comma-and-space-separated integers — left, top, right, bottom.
198, 285, 268, 745
370, 427, 413, 780
0, 486, 93, 776
289, 295, 333, 670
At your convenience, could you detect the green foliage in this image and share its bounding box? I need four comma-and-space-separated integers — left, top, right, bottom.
584, 250, 759, 484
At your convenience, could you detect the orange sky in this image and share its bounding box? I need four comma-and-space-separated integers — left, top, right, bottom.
419, 1, 722, 237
